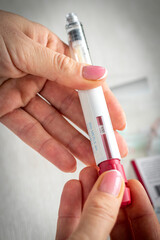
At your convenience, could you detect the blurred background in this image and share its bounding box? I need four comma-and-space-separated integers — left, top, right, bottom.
0, 0, 160, 239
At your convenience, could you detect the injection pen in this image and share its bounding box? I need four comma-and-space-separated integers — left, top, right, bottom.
65, 13, 131, 206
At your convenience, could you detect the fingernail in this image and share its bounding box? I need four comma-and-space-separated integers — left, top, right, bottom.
98, 170, 122, 197
82, 65, 107, 80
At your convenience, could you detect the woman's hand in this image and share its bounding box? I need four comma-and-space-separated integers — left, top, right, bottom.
56, 167, 160, 240
0, 10, 127, 172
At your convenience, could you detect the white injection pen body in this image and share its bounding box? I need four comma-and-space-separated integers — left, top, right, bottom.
79, 86, 121, 164
65, 13, 131, 206
66, 15, 120, 164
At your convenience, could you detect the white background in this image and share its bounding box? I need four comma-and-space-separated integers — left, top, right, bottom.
0, 0, 160, 239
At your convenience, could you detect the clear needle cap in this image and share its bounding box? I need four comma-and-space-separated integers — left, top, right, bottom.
66, 12, 78, 25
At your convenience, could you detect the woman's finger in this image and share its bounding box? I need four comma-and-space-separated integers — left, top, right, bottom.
102, 82, 126, 130
70, 170, 124, 240
111, 180, 160, 240
115, 131, 128, 158
40, 80, 87, 131
79, 166, 99, 205
0, 108, 77, 172
24, 94, 95, 166
56, 167, 100, 240
126, 180, 160, 240
0, 75, 46, 118
56, 180, 82, 240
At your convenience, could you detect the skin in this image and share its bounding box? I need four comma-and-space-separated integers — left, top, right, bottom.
56, 167, 160, 240
0, 10, 127, 172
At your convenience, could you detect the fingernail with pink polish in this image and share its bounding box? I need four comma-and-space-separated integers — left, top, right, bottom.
82, 65, 107, 80
98, 170, 122, 197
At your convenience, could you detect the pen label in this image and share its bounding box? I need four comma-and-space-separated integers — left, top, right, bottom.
87, 122, 98, 153
96, 116, 112, 159
99, 125, 105, 135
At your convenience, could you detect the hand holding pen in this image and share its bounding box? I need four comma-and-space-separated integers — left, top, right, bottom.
56, 167, 160, 240
0, 10, 127, 171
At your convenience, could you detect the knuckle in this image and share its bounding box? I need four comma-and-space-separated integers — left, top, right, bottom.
17, 121, 38, 139
0, 43, 22, 79
89, 195, 117, 223
59, 89, 76, 112
41, 110, 57, 127
16, 43, 34, 73
54, 53, 75, 72
0, 59, 14, 77
69, 232, 90, 240
38, 138, 53, 155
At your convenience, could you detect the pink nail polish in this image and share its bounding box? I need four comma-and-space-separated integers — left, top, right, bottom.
82, 65, 107, 80
98, 170, 122, 196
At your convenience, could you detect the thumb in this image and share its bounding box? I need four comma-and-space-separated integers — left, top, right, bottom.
70, 170, 124, 240
17, 39, 107, 90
